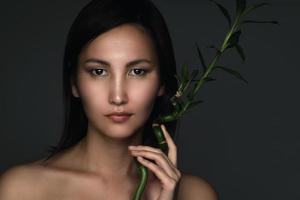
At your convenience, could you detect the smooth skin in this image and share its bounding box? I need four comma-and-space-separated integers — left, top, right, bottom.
0, 23, 218, 200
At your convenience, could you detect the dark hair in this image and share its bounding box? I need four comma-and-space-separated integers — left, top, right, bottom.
44, 0, 179, 161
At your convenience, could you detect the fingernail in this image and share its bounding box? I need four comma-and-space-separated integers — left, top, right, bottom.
128, 146, 135, 149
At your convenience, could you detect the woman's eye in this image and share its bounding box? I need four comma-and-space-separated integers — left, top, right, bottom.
90, 68, 107, 76
130, 68, 147, 76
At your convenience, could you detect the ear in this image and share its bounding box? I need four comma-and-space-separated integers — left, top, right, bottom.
157, 84, 165, 97
71, 77, 80, 98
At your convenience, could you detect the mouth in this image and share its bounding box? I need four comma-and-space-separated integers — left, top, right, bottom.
107, 114, 133, 123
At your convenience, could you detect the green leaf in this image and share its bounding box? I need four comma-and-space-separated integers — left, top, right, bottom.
181, 69, 200, 94
195, 42, 207, 73
227, 30, 242, 48
204, 77, 216, 82
206, 45, 221, 54
191, 100, 204, 106
181, 66, 194, 91
173, 98, 185, 113
215, 66, 248, 83
243, 3, 271, 16
234, 44, 246, 62
181, 101, 190, 114
181, 64, 189, 83
176, 70, 187, 93
209, 0, 232, 27
177, 82, 184, 94
206, 45, 217, 49
190, 69, 200, 80
241, 20, 280, 25
236, 0, 246, 15
186, 85, 197, 101
185, 100, 204, 113
190, 100, 204, 108
174, 74, 181, 83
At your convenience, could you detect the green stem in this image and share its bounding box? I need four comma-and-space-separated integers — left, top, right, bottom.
187, 14, 242, 102
131, 122, 169, 200
188, 53, 221, 100
131, 160, 148, 200
221, 14, 241, 52
152, 123, 168, 153
131, 7, 248, 200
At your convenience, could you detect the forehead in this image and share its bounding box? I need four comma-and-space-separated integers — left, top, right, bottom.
78, 23, 158, 64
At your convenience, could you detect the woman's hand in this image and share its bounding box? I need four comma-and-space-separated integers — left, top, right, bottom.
128, 124, 181, 200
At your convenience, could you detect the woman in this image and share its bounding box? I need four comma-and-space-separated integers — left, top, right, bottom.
0, 0, 218, 199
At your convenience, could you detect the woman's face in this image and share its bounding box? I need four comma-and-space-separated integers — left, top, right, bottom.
72, 23, 164, 140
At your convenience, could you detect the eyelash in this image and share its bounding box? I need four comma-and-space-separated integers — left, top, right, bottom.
88, 68, 148, 77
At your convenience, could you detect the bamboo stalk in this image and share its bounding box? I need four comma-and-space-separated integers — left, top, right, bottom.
131, 0, 278, 199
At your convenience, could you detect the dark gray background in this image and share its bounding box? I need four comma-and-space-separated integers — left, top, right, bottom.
0, 0, 299, 200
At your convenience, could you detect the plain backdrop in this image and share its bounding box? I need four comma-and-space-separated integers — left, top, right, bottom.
0, 0, 299, 200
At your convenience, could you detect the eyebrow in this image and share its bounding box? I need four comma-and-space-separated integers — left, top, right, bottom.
83, 58, 153, 68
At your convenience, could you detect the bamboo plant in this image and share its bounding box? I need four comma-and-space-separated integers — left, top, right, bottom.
132, 0, 279, 199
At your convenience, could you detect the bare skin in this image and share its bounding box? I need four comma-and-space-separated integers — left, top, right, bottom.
0, 24, 218, 200
0, 159, 217, 200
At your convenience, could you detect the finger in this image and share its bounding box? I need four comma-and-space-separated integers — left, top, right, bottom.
129, 145, 171, 165
160, 124, 177, 167
129, 145, 163, 154
129, 145, 169, 160
135, 156, 178, 191
130, 150, 178, 179
129, 145, 179, 176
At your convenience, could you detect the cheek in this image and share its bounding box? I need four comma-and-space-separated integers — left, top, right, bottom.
129, 80, 159, 113
76, 78, 108, 115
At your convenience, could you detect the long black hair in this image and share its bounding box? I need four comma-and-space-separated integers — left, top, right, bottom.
44, 0, 179, 161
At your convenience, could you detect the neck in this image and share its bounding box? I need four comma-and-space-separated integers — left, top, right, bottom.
77, 123, 143, 181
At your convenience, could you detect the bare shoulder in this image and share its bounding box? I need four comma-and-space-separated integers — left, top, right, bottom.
177, 173, 218, 200
0, 161, 47, 199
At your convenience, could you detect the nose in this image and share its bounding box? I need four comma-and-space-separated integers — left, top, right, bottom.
108, 75, 128, 106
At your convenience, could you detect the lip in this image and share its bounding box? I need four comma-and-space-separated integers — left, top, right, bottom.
107, 113, 132, 123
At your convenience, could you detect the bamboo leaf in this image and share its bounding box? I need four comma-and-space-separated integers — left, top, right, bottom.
180, 101, 190, 114
181, 64, 189, 83
186, 85, 197, 101
209, 0, 232, 27
206, 45, 217, 49
215, 66, 248, 83
234, 44, 246, 62
195, 42, 207, 73
236, 0, 246, 15
174, 74, 181, 83
190, 69, 200, 80
206, 45, 221, 54
241, 20, 280, 25
181, 69, 200, 95
190, 100, 204, 108
177, 82, 184, 94
181, 65, 193, 91
204, 77, 216, 82
243, 3, 271, 16
227, 30, 242, 48
185, 100, 204, 113
173, 98, 185, 113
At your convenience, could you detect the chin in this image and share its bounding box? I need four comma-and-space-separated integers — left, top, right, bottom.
100, 125, 140, 140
